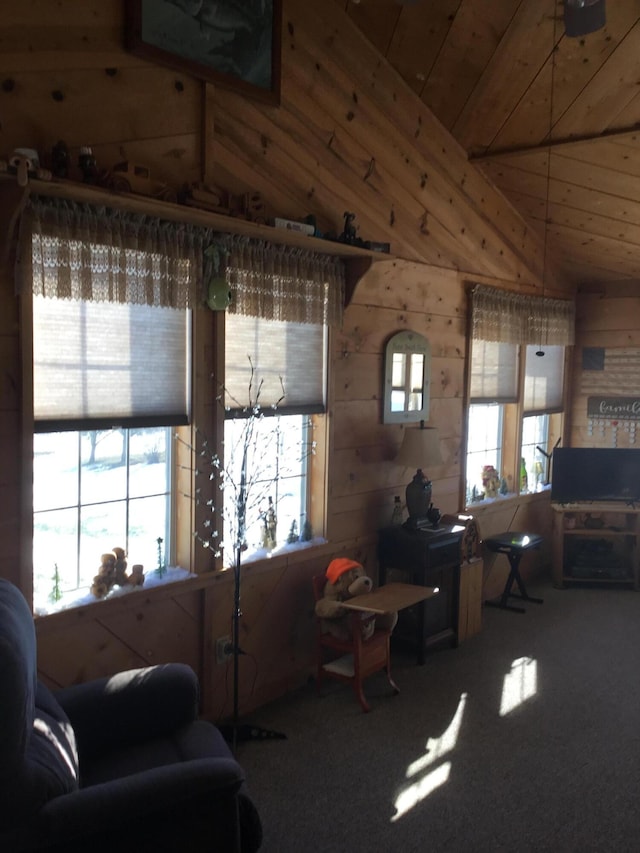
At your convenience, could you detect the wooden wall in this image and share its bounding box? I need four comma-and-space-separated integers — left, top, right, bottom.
569, 283, 640, 448
0, 0, 569, 719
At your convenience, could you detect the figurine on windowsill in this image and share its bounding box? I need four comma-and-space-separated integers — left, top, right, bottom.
481, 465, 500, 498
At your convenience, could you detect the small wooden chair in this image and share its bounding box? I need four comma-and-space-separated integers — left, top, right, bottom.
311, 573, 399, 712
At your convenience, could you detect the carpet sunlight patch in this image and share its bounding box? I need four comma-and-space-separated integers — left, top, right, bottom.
499, 656, 538, 716
391, 692, 467, 822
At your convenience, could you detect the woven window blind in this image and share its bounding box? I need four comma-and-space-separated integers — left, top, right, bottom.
523, 344, 565, 413
224, 314, 326, 414
27, 196, 196, 432
469, 338, 519, 402
33, 296, 190, 431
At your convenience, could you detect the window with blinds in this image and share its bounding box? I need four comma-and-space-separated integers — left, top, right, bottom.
224, 313, 327, 415
33, 296, 191, 432
466, 284, 570, 507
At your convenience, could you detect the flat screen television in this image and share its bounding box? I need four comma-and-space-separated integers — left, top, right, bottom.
551, 447, 640, 505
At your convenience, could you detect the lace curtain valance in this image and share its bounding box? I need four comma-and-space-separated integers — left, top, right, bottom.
470, 283, 575, 346
27, 195, 210, 309
25, 196, 345, 325
221, 234, 344, 327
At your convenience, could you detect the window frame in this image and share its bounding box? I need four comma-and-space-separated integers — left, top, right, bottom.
23, 211, 335, 606
463, 338, 568, 508
32, 426, 173, 608
175, 312, 329, 575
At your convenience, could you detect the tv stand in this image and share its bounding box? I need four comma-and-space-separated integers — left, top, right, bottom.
551, 502, 640, 589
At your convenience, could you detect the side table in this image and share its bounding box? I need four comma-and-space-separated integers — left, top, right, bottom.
484, 532, 544, 613
377, 524, 463, 664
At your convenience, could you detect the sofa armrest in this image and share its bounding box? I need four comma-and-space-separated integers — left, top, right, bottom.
54, 663, 199, 759
39, 757, 243, 845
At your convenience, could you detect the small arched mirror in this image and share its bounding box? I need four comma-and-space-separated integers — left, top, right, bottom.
383, 331, 431, 424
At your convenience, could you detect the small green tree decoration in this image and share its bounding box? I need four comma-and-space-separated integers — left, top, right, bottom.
155, 536, 166, 578
301, 516, 313, 542
49, 563, 62, 604
287, 520, 299, 544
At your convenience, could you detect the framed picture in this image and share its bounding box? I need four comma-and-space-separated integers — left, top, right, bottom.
125, 0, 282, 104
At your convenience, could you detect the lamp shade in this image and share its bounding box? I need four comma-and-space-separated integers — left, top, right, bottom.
396, 426, 443, 470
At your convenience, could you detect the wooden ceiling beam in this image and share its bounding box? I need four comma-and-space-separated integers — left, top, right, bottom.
470, 124, 640, 162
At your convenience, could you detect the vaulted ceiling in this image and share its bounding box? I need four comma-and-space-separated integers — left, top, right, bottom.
346, 0, 640, 288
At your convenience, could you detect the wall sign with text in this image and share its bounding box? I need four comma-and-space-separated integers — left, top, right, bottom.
587, 397, 640, 446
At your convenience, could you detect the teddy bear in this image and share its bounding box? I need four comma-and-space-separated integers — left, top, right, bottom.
90, 547, 145, 598
315, 557, 398, 642
91, 551, 117, 598
112, 546, 128, 586
128, 563, 145, 587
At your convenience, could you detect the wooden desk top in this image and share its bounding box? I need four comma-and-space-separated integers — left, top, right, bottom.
340, 582, 439, 614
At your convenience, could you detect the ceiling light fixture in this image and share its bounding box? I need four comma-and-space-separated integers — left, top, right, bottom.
563, 0, 606, 38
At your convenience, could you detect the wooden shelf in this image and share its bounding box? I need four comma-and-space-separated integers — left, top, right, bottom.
560, 575, 634, 585
551, 502, 640, 589
8, 175, 393, 306
563, 528, 634, 537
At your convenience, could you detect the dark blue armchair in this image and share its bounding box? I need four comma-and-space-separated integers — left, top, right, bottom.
0, 578, 262, 852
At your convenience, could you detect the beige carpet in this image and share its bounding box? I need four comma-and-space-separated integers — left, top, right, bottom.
237, 582, 640, 852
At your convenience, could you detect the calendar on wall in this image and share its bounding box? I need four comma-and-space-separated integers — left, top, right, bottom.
587, 397, 640, 446
581, 348, 640, 447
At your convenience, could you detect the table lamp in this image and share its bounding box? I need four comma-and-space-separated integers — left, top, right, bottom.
395, 421, 443, 529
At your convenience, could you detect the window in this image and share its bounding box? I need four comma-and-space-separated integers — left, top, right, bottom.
222, 313, 326, 565
219, 235, 342, 566
31, 292, 189, 607
466, 403, 504, 503
465, 285, 574, 506
27, 201, 342, 601
28, 196, 203, 608
466, 336, 518, 502
33, 427, 171, 611
521, 344, 565, 491
222, 414, 312, 561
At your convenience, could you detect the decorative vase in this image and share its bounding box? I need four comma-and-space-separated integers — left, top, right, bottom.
405, 469, 432, 521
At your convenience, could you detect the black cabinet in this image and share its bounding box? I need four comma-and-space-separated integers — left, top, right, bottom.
378, 524, 462, 664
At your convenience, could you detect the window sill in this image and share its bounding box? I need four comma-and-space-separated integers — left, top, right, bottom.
465, 485, 551, 513
34, 566, 195, 617
220, 536, 328, 571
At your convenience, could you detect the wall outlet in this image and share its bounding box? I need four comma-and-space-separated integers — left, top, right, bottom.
216, 635, 232, 664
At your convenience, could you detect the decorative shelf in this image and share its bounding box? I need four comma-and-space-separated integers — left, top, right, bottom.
6, 175, 393, 307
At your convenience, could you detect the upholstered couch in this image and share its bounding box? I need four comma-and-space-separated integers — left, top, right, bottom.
0, 578, 262, 852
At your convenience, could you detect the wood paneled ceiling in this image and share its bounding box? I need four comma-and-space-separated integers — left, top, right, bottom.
346, 0, 640, 288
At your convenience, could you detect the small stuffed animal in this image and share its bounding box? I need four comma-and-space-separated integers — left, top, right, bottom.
91, 552, 117, 598
90, 547, 145, 598
128, 564, 145, 587
112, 546, 128, 586
315, 558, 397, 642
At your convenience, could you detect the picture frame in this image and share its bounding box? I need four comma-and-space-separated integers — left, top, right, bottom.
125, 0, 282, 105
